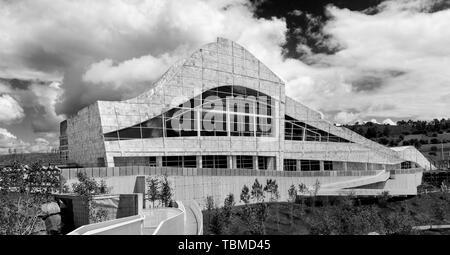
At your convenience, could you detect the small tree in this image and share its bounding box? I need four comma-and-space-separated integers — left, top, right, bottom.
297, 183, 308, 206
251, 179, 264, 203
264, 179, 279, 202
288, 184, 297, 203
221, 193, 235, 234
204, 196, 223, 235
159, 174, 173, 207
223, 193, 235, 222
310, 179, 321, 207
240, 185, 250, 204
146, 176, 160, 208
287, 184, 297, 227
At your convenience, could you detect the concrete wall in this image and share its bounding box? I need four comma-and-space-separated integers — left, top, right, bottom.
61, 166, 423, 209
55, 193, 141, 228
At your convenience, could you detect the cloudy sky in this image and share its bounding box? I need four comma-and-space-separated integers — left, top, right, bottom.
0, 0, 449, 154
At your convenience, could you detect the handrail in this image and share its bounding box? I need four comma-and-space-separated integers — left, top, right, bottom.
152, 201, 185, 235
189, 200, 203, 235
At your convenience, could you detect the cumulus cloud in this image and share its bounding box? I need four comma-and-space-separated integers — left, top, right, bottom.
286, 0, 450, 121
0, 94, 25, 124
0, 127, 57, 154
334, 111, 361, 125
0, 79, 64, 132
0, 0, 449, 139
0, 127, 24, 154
0, 0, 287, 116
82, 54, 176, 89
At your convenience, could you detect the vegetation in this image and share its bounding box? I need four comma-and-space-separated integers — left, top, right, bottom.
71, 172, 111, 223
145, 174, 174, 208
203, 179, 450, 235
0, 162, 61, 235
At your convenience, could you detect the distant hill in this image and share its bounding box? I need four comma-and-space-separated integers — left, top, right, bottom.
344, 119, 450, 169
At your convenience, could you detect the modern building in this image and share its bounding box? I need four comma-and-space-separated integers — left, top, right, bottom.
60, 37, 432, 199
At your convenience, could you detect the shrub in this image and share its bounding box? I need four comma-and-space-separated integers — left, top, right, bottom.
432, 201, 447, 222
71, 172, 111, 223
0, 194, 47, 235
0, 162, 61, 235
383, 212, 415, 235
377, 191, 391, 208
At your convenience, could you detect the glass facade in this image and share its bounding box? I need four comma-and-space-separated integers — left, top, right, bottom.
202, 155, 228, 168
114, 156, 157, 167
283, 159, 297, 171
324, 160, 333, 171
300, 160, 321, 171
104, 86, 275, 140
284, 115, 352, 143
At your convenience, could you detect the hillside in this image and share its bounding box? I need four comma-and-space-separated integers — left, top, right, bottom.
344, 119, 450, 168
203, 192, 450, 235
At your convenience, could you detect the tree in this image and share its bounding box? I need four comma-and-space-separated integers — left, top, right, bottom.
382, 125, 391, 137
264, 179, 280, 231
251, 179, 265, 203
310, 179, 321, 207
264, 179, 279, 202
221, 193, 235, 234
365, 127, 377, 139
240, 185, 250, 204
288, 184, 297, 203
297, 183, 308, 206
146, 176, 160, 208
159, 174, 173, 207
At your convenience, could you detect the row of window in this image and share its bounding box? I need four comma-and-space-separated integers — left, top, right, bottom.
113, 155, 275, 170
283, 159, 333, 171
285, 115, 352, 143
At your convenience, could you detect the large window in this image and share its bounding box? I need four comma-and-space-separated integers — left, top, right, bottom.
236, 155, 254, 169
114, 156, 157, 167
258, 156, 274, 170
283, 159, 297, 171
401, 161, 412, 169
300, 160, 321, 171
202, 155, 228, 168
162, 156, 198, 168
104, 86, 275, 140
284, 115, 352, 143
324, 161, 333, 171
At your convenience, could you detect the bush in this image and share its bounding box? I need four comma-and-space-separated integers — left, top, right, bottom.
71, 172, 111, 223
0, 194, 47, 235
0, 162, 61, 235
377, 191, 391, 208
383, 212, 415, 235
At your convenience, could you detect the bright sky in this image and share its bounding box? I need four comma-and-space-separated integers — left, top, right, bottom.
0, 0, 449, 153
